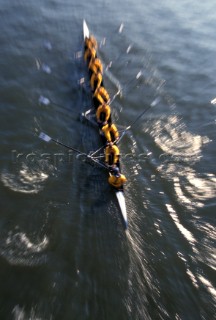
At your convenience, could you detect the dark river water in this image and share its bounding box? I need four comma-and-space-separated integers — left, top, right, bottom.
0, 0, 215, 319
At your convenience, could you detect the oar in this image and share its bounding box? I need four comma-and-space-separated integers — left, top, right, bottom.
39, 132, 108, 170
99, 23, 124, 52
104, 22, 133, 70
105, 43, 133, 71
109, 89, 121, 105
90, 97, 160, 156
39, 132, 86, 154
108, 70, 142, 105
35, 59, 52, 74
35, 58, 66, 82
117, 97, 160, 142
122, 70, 142, 93
38, 95, 73, 113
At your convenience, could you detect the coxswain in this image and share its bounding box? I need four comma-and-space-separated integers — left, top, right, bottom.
90, 70, 103, 93
108, 167, 127, 190
85, 35, 98, 51
105, 142, 120, 166
101, 123, 119, 143
89, 57, 103, 76
96, 103, 111, 127
93, 86, 110, 109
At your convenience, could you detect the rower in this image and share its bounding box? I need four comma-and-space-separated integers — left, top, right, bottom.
84, 46, 96, 63
90, 70, 103, 92
108, 167, 127, 190
96, 103, 111, 127
89, 57, 103, 76
93, 85, 110, 109
105, 142, 120, 167
101, 123, 119, 143
85, 35, 98, 50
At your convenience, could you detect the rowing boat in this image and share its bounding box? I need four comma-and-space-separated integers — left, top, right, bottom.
83, 20, 128, 230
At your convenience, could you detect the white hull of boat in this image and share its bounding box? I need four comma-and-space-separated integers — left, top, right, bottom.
83, 20, 90, 40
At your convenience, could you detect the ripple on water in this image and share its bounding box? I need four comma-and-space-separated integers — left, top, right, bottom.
1, 160, 56, 194
0, 229, 48, 266
141, 114, 215, 210
145, 115, 210, 163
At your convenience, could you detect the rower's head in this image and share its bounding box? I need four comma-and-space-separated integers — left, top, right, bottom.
113, 167, 120, 177
89, 35, 97, 44
108, 142, 113, 148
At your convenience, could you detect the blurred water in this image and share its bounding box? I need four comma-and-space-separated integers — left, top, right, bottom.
0, 0, 215, 319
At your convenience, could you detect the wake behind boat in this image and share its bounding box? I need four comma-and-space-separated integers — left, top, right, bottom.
83, 20, 128, 230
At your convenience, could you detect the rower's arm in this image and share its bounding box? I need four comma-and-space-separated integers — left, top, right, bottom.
105, 148, 109, 163
112, 124, 119, 139
96, 107, 102, 122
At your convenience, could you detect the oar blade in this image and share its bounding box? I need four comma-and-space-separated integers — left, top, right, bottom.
118, 23, 124, 34
41, 63, 52, 74
126, 44, 133, 54
39, 132, 52, 142
39, 96, 50, 106
150, 97, 160, 107
136, 70, 142, 79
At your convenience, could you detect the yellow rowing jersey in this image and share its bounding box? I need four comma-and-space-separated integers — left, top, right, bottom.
105, 144, 120, 165
90, 72, 103, 92
96, 104, 111, 123
108, 174, 127, 188
93, 86, 110, 105
102, 123, 119, 142
85, 36, 98, 50
89, 58, 103, 74
84, 47, 96, 62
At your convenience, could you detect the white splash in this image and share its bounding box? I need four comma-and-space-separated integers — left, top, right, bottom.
118, 23, 124, 33
41, 63, 51, 74
75, 50, 82, 59
126, 44, 133, 54
39, 95, 50, 106
210, 97, 216, 105
43, 40, 52, 51
100, 37, 106, 47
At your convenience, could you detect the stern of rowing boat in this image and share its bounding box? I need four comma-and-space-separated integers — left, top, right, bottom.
115, 190, 128, 229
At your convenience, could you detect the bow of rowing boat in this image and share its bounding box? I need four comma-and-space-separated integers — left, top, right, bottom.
83, 20, 90, 40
